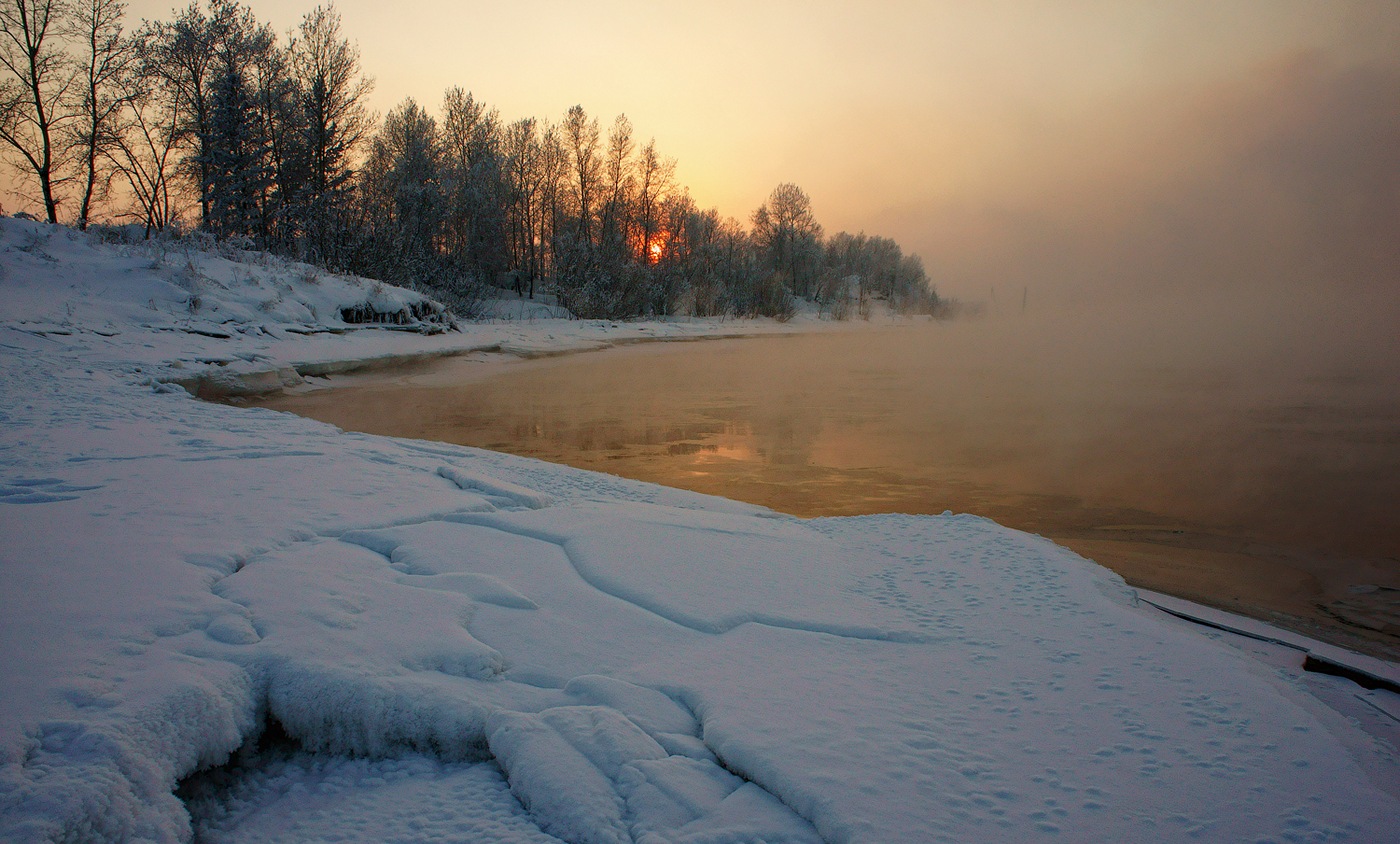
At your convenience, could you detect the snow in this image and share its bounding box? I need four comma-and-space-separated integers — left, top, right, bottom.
0, 218, 1396, 843
1135, 589, 1400, 692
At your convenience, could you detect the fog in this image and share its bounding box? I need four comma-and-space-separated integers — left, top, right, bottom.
875, 53, 1400, 312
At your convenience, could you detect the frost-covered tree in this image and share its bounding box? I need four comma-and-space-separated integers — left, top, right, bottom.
597, 112, 632, 260
288, 3, 370, 264
752, 182, 823, 300
441, 86, 507, 284
560, 103, 600, 248
820, 232, 938, 316
503, 115, 544, 294
202, 16, 274, 240
133, 0, 283, 241
633, 137, 673, 266
137, 1, 221, 227
357, 96, 441, 286
555, 103, 626, 316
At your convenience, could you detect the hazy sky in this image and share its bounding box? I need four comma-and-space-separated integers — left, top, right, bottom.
89, 1, 1400, 301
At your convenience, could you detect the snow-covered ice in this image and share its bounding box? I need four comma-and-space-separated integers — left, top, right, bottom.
1, 219, 1396, 842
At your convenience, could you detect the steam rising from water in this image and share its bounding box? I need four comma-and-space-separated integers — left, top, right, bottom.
886, 54, 1400, 309
258, 295, 1399, 653
262, 298, 1400, 557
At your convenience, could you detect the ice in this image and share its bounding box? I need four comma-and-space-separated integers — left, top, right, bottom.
488, 709, 634, 844
449, 503, 927, 640
1137, 588, 1400, 691
438, 465, 556, 509
1, 218, 1397, 842
622, 757, 825, 844
563, 676, 699, 738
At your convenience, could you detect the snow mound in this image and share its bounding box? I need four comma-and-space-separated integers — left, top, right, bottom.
488, 706, 821, 844
438, 464, 556, 509
0, 219, 450, 338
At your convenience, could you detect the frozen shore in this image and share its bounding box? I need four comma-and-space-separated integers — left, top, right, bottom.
2, 219, 1397, 842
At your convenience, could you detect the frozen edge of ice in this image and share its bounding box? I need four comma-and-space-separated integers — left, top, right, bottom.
1134, 588, 1400, 692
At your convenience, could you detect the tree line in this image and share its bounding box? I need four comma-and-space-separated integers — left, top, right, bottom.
0, 0, 940, 319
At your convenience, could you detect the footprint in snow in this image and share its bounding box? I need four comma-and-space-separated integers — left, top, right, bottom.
0, 476, 102, 503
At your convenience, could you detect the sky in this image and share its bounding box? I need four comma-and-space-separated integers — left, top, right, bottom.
52, 1, 1400, 302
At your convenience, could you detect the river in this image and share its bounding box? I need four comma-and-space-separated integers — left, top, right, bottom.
253, 305, 1400, 658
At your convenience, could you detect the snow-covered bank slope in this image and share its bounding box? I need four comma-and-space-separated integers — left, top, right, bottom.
1, 220, 1397, 842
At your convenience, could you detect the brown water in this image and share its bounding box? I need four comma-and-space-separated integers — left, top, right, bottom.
253, 307, 1400, 658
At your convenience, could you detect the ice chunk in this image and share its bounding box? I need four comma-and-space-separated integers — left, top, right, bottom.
564, 675, 698, 737
537, 706, 669, 780
620, 756, 740, 833
620, 756, 824, 844
486, 709, 631, 844
438, 465, 555, 509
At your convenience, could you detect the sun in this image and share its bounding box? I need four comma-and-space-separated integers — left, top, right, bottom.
648, 241, 663, 263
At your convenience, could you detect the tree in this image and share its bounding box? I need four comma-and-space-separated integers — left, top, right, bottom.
65, 0, 130, 229
752, 182, 823, 299
358, 96, 441, 285
135, 0, 274, 237
245, 25, 298, 246
597, 112, 632, 260
138, 1, 219, 227
288, 3, 370, 263
502, 115, 542, 292
633, 137, 673, 263
202, 14, 274, 240
560, 103, 599, 246
106, 60, 182, 235
440, 86, 506, 282
0, 0, 73, 222
892, 252, 938, 314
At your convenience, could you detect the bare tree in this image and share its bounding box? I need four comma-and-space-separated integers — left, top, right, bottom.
506, 114, 554, 293
64, 0, 129, 229
560, 103, 599, 245
106, 67, 182, 235
0, 0, 73, 222
137, 1, 217, 226
597, 112, 632, 257
634, 137, 674, 264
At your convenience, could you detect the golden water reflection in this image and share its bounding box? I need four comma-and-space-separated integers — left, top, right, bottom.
254, 321, 1400, 658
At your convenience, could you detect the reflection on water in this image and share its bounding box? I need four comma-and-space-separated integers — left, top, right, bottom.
256, 309, 1400, 657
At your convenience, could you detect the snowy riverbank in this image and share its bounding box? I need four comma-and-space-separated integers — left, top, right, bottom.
2, 219, 1397, 842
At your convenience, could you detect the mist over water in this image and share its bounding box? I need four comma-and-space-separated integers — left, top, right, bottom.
887, 53, 1400, 309
260, 288, 1400, 655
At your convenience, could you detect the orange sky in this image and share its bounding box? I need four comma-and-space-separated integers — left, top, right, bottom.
27, 1, 1400, 300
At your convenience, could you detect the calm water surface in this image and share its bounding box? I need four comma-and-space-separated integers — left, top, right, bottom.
257, 310, 1400, 657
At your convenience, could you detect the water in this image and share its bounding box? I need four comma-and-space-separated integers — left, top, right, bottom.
255, 305, 1400, 657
